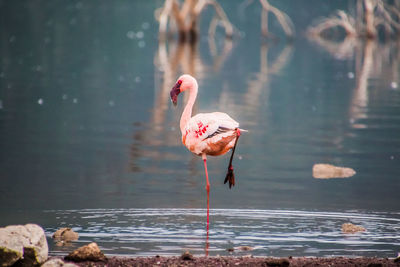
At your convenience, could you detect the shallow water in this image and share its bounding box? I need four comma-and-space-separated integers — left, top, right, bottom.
1, 1, 400, 258
44, 208, 400, 257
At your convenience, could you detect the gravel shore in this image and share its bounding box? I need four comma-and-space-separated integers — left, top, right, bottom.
66, 255, 400, 267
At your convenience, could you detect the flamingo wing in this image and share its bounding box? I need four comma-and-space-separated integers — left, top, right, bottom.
187, 113, 238, 139
183, 112, 239, 155
204, 126, 231, 139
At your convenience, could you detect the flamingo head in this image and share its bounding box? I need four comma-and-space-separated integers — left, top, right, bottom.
170, 74, 197, 106
170, 79, 182, 106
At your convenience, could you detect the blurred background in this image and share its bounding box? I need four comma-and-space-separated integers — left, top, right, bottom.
0, 0, 399, 258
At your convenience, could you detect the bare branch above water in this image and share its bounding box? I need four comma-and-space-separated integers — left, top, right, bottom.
156, 0, 234, 42
259, 0, 295, 38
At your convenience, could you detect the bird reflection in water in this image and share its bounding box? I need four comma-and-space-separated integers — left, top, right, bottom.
205, 195, 210, 256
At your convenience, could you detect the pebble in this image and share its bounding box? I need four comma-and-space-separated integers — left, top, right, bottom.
342, 223, 366, 233
181, 251, 194, 261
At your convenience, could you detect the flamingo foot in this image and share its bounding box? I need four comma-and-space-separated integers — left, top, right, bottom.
224, 165, 235, 189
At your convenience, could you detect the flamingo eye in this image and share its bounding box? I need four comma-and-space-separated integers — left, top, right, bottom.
178, 80, 182, 85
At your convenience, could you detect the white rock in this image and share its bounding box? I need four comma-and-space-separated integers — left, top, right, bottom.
42, 258, 79, 267
0, 224, 48, 266
312, 163, 356, 179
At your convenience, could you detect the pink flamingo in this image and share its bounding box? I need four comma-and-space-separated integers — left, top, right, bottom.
170, 74, 243, 227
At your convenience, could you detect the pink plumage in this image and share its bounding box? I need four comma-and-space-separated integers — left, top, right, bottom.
170, 74, 243, 228
170, 74, 242, 190
183, 112, 239, 156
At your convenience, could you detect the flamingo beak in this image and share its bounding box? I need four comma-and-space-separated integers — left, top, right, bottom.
170, 80, 182, 106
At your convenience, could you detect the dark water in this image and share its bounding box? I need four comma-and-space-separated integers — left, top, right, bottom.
1, 1, 400, 258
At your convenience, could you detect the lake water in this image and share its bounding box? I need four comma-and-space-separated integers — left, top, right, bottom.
1, 1, 400, 258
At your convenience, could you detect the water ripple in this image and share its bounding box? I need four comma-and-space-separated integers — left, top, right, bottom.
45, 208, 400, 257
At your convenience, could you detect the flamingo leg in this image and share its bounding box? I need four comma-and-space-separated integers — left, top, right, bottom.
202, 153, 210, 227
224, 128, 241, 188
202, 154, 210, 193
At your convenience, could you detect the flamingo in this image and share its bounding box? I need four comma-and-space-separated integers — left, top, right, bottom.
170, 74, 243, 226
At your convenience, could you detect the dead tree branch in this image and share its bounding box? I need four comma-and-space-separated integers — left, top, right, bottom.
259, 0, 295, 37
156, 0, 234, 41
308, 10, 357, 37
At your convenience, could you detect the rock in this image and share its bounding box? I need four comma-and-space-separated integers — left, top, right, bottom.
265, 258, 290, 266
54, 240, 73, 247
42, 258, 79, 267
52, 228, 79, 242
64, 242, 106, 262
0, 224, 48, 266
342, 223, 366, 233
393, 252, 400, 263
237, 246, 253, 251
313, 163, 356, 179
180, 251, 194, 260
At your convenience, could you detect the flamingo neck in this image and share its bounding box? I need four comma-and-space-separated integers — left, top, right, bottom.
180, 82, 198, 134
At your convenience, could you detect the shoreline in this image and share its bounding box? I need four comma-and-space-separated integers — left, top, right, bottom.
60, 255, 400, 266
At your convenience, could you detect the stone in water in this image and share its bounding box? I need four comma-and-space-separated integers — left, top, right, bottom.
313, 163, 356, 179
342, 223, 366, 233
52, 228, 79, 242
65, 242, 106, 262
